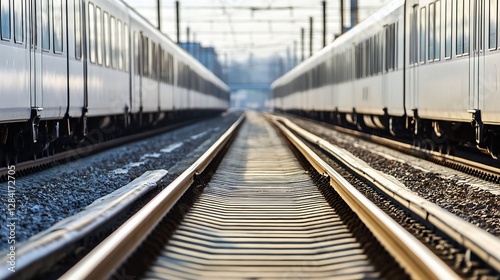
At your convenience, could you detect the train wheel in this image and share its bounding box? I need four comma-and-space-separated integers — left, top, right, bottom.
438, 141, 453, 155
4, 153, 18, 167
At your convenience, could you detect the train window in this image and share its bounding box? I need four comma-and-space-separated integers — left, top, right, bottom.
134, 31, 139, 75
142, 36, 149, 77
75, 0, 82, 59
118, 19, 122, 70
367, 39, 371, 76
1, 0, 11, 40
456, 0, 464, 55
124, 24, 129, 71
410, 5, 418, 64
104, 12, 110, 66
88, 2, 95, 63
490, 0, 498, 49
13, 0, 23, 43
110, 16, 116, 68
463, 0, 469, 54
95, 7, 102, 64
53, 0, 62, 53
445, 0, 452, 58
435, 1, 441, 60
420, 7, 426, 63
395, 22, 399, 68
386, 25, 392, 71
160, 48, 165, 82
151, 42, 157, 79
42, 0, 50, 50
429, 3, 435, 61
169, 53, 174, 84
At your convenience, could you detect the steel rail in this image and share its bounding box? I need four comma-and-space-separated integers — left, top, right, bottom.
271, 116, 460, 280
60, 113, 245, 280
273, 115, 500, 274
291, 115, 500, 182
0, 170, 167, 280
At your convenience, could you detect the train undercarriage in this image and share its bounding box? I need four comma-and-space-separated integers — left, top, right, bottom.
279, 109, 500, 160
0, 109, 223, 168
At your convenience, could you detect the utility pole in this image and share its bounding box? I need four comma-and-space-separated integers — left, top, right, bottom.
157, 0, 161, 31
322, 1, 326, 47
340, 0, 345, 34
309, 17, 313, 57
176, 1, 180, 44
301, 28, 305, 62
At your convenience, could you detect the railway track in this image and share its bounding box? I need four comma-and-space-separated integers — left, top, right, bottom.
59, 111, 460, 279
5, 112, 499, 279
288, 115, 500, 184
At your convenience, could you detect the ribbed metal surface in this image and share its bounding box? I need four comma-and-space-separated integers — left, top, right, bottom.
144, 112, 379, 279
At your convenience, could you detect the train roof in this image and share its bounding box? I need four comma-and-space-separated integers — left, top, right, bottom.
121, 0, 229, 92
271, 0, 404, 90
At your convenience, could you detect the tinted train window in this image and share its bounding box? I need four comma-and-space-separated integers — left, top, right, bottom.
134, 31, 139, 74
1, 0, 11, 40
420, 7, 426, 63
463, 0, 469, 54
42, 0, 49, 50
88, 3, 95, 62
110, 16, 116, 68
96, 7, 102, 64
142, 36, 149, 76
435, 1, 441, 60
104, 12, 110, 66
490, 0, 498, 49
151, 42, 157, 79
124, 24, 129, 71
75, 0, 82, 59
410, 5, 418, 64
117, 20, 122, 70
456, 0, 464, 54
13, 0, 23, 43
429, 3, 435, 60
429, 1, 441, 61
169, 53, 174, 84
445, 0, 452, 58
53, 0, 62, 52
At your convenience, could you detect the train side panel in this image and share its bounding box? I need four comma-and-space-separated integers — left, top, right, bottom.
33, 0, 69, 120
85, 0, 130, 118
67, 0, 85, 118
0, 0, 30, 123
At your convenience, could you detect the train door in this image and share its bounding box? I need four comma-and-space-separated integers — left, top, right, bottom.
29, 0, 42, 114
470, 0, 485, 111
29, 0, 68, 120
407, 1, 419, 114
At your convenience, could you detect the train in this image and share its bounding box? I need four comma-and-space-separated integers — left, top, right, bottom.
272, 0, 500, 159
0, 0, 229, 166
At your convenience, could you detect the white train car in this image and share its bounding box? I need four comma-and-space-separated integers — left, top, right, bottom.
272, 0, 500, 158
0, 0, 229, 166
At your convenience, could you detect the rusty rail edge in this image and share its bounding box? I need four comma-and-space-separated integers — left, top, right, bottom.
0, 169, 168, 280
271, 116, 460, 280
273, 115, 500, 274
60, 113, 245, 280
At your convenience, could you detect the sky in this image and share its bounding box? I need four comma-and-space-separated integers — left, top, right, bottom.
123, 0, 393, 63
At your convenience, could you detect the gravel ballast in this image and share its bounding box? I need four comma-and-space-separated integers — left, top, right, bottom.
0, 112, 242, 250
289, 116, 500, 237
